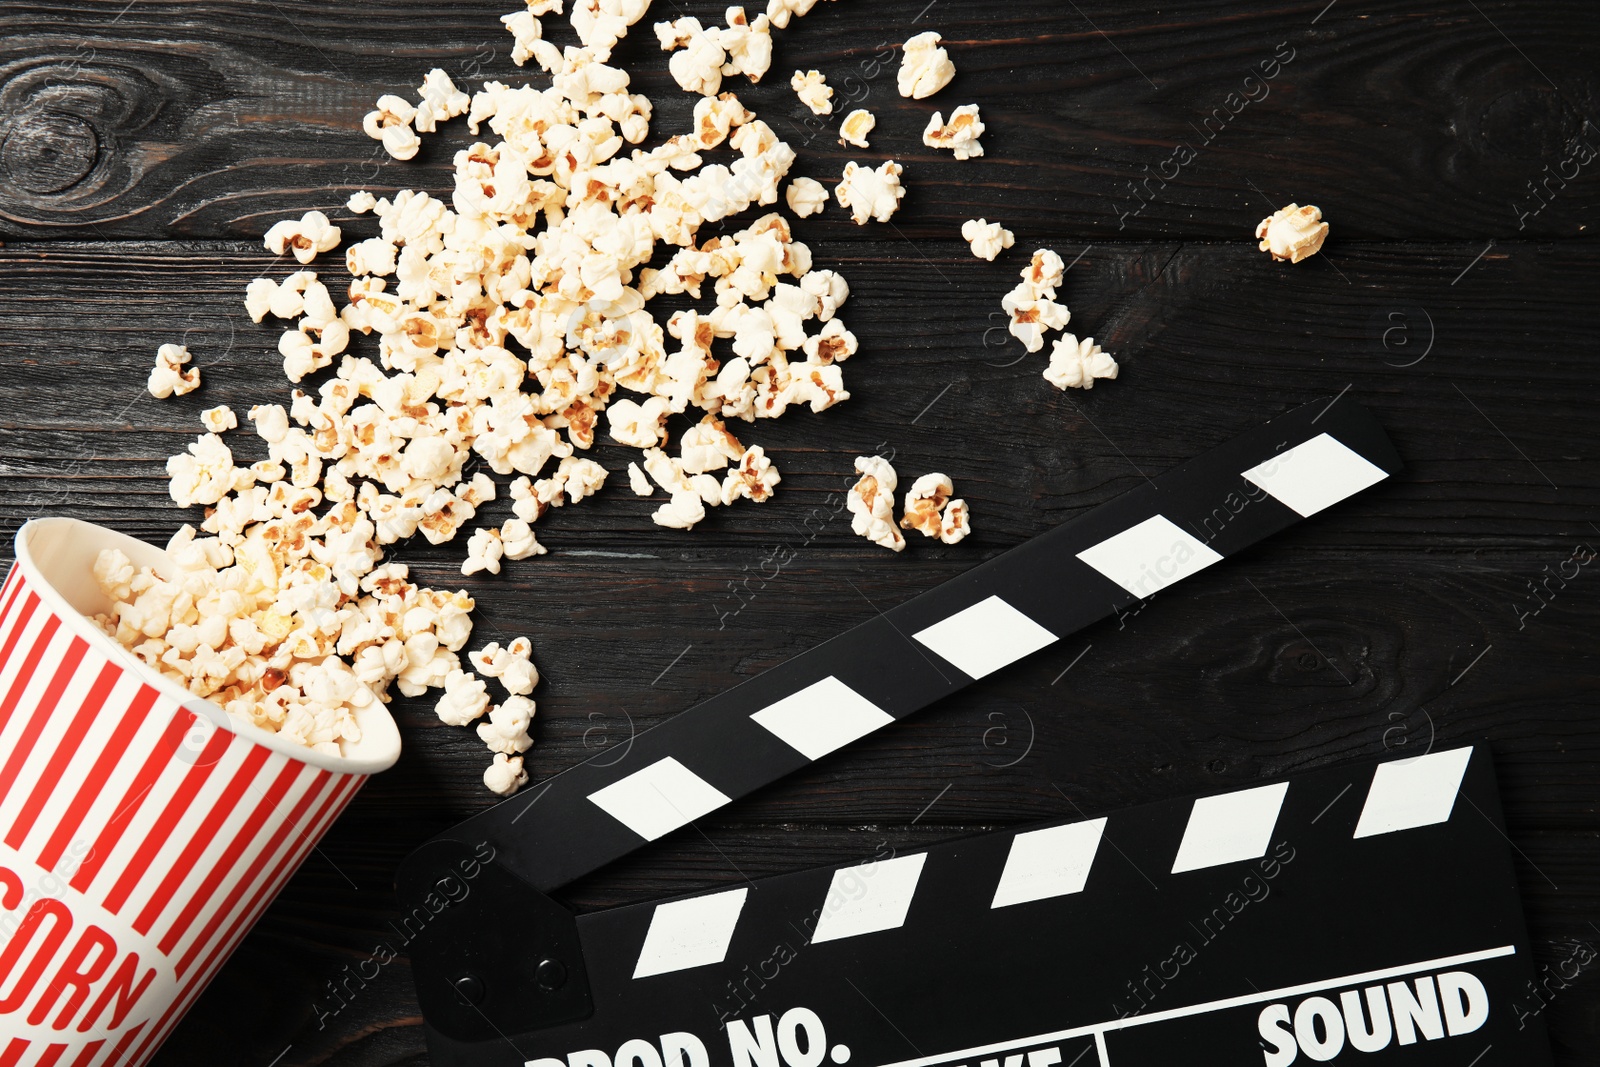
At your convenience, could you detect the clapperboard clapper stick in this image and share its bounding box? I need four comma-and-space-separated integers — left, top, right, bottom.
397, 396, 1548, 1064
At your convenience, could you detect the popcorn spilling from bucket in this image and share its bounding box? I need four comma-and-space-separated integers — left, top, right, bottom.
95, 2, 1151, 793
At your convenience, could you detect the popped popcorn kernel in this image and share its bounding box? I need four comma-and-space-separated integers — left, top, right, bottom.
939, 498, 971, 544
961, 218, 1014, 261
900, 472, 953, 538
1044, 333, 1119, 391
791, 69, 833, 115
923, 104, 984, 160
264, 211, 342, 265
485, 752, 530, 796
478, 695, 536, 754
836, 160, 905, 225
785, 176, 827, 218
838, 108, 876, 149
201, 405, 238, 434
462, 527, 505, 576
1001, 249, 1071, 353
148, 343, 200, 399
898, 30, 955, 99
848, 455, 904, 552
1256, 203, 1329, 263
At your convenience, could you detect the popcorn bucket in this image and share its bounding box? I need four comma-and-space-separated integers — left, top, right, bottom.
0, 518, 400, 1064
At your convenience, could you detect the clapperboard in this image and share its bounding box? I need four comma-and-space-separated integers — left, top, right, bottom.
396, 396, 1554, 1066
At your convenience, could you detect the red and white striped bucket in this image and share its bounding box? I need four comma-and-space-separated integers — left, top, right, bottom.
0, 517, 401, 1065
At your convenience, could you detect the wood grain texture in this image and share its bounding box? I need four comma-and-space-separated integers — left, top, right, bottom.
0, 0, 1597, 240
0, 0, 1596, 1064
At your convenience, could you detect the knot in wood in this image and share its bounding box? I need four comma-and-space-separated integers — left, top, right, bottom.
1, 109, 100, 195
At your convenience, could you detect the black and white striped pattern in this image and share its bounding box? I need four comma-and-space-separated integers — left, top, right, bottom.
619, 747, 1475, 979
432, 397, 1402, 893
414, 742, 1554, 1067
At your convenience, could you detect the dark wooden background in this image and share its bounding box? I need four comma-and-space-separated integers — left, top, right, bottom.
2, 0, 1597, 1062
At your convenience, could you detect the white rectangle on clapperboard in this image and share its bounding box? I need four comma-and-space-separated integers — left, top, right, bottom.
633, 887, 748, 978
1241, 432, 1389, 517
1354, 747, 1474, 838
912, 596, 1059, 679
587, 757, 731, 841
991, 818, 1107, 909
1171, 782, 1290, 874
750, 676, 895, 761
1076, 515, 1224, 598
811, 853, 928, 944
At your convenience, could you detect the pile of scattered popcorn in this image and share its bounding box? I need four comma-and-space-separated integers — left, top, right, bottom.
111, 0, 905, 793
846, 456, 968, 552
112, 3, 1129, 791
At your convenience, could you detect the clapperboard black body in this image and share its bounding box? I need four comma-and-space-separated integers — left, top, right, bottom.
395, 396, 1554, 1066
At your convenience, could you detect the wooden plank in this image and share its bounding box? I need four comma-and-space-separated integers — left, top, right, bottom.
1, 239, 1594, 556
1, 0, 1597, 241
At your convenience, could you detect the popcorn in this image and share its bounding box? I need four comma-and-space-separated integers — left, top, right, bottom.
100, 23, 873, 790
166, 434, 239, 508
382, 123, 422, 162
201, 405, 238, 433
502, 1, 563, 69
900, 472, 952, 538
939, 498, 970, 544
248, 403, 289, 443
414, 68, 470, 133
653, 490, 708, 530
786, 176, 827, 218
791, 69, 833, 115
436, 668, 491, 725
679, 414, 745, 474
148, 343, 200, 398
961, 218, 1014, 261
923, 104, 984, 160
1001, 249, 1071, 353
719, 7, 774, 84
765, 0, 826, 28
657, 18, 725, 95
802, 318, 856, 364
1003, 293, 1071, 353
627, 462, 653, 496
484, 752, 529, 796
657, 9, 773, 96
848, 455, 904, 552
264, 211, 342, 265
462, 527, 505, 575
500, 518, 547, 559
478, 695, 536, 754
838, 108, 875, 148
900, 472, 969, 544
243, 271, 318, 323
720, 445, 780, 503
1256, 203, 1329, 263
835, 161, 905, 225
1019, 248, 1066, 296
573, 0, 653, 60
606, 396, 671, 448
898, 31, 955, 99
364, 94, 420, 160
1044, 333, 1119, 391
505, 639, 541, 695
